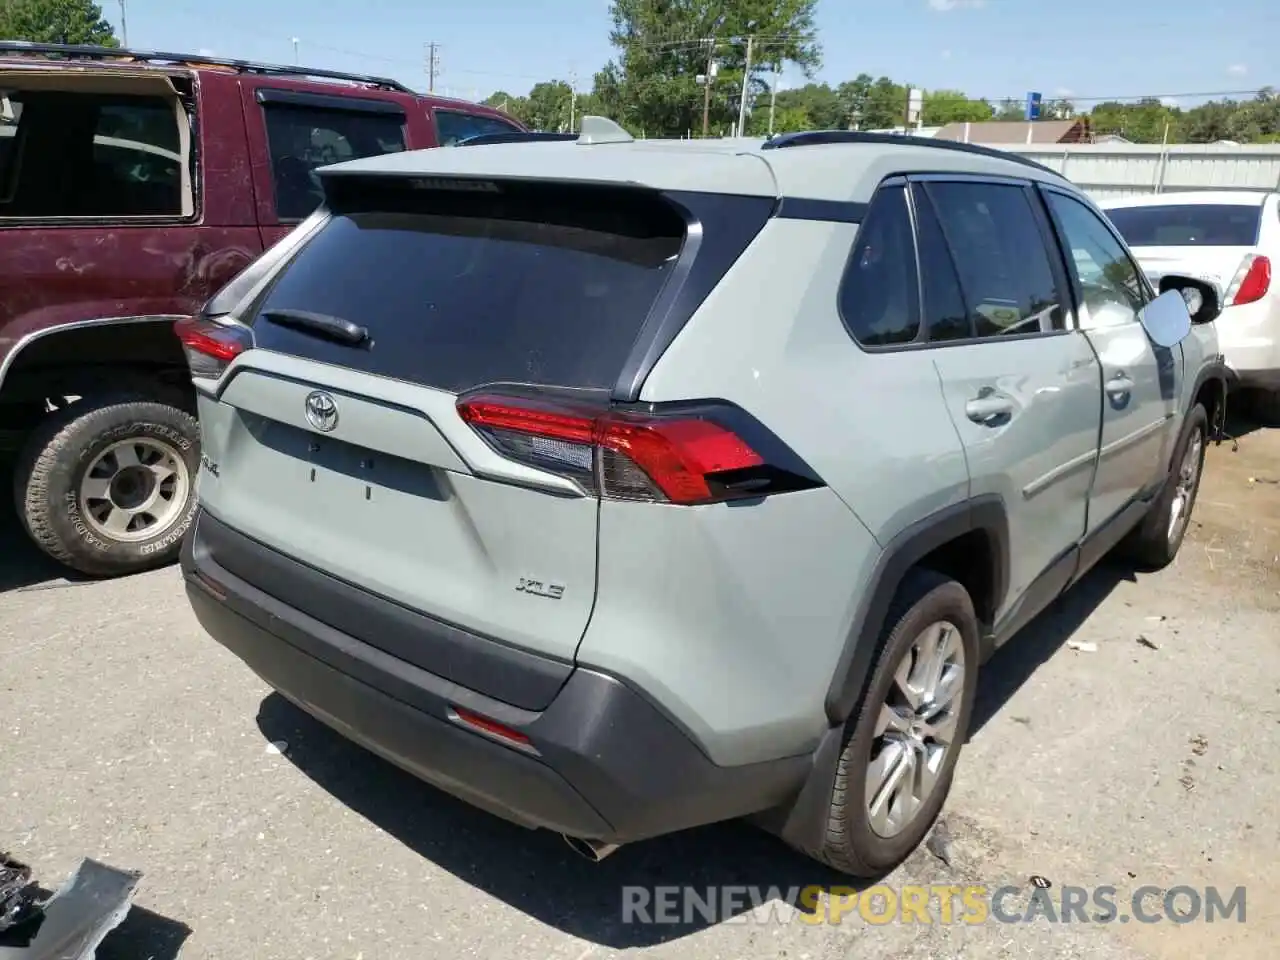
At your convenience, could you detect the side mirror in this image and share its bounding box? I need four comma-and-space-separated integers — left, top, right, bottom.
1158, 272, 1225, 325
1138, 288, 1193, 349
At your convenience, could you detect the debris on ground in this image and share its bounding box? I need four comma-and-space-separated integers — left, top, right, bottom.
1136, 635, 1160, 650
0, 857, 142, 960
265, 740, 289, 756
1066, 640, 1098, 653
0, 855, 37, 935
1190, 734, 1209, 756
925, 820, 954, 868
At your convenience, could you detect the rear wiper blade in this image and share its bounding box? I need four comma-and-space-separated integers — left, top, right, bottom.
261, 309, 369, 346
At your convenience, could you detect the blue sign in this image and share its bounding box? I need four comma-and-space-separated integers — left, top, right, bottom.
1025, 92, 1042, 121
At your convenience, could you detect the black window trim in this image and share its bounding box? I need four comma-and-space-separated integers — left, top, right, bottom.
838, 171, 1078, 355
255, 87, 408, 116
1035, 182, 1157, 327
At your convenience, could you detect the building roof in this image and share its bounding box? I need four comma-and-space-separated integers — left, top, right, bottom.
934, 119, 1086, 145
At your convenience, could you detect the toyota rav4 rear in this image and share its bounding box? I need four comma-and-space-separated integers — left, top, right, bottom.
179, 141, 861, 854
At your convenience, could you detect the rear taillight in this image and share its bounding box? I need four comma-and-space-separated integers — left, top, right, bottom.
173, 317, 253, 380
1226, 254, 1271, 306
457, 393, 821, 505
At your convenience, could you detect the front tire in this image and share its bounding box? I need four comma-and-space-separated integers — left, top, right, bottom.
1122, 403, 1207, 571
12, 396, 200, 577
814, 569, 980, 878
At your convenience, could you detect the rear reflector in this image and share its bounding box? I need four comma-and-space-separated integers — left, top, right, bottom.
457, 393, 819, 505
450, 707, 536, 752
1227, 254, 1271, 307
173, 317, 253, 380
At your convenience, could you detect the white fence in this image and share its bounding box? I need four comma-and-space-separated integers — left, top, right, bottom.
995, 143, 1280, 201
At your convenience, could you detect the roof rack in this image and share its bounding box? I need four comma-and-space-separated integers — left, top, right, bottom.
760, 130, 1061, 178
0, 40, 415, 94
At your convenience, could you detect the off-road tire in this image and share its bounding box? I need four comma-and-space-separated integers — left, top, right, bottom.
1121, 403, 1208, 571
814, 569, 980, 878
12, 396, 200, 577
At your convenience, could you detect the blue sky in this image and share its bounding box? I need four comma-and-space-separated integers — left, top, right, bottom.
110, 0, 1277, 108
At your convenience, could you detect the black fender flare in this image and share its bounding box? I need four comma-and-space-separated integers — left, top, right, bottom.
773, 494, 1010, 857
824, 493, 1010, 725
1188, 357, 1229, 443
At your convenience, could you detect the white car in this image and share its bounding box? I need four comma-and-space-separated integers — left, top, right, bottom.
1101, 190, 1279, 422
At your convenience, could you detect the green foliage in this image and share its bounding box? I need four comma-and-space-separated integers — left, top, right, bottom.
592, 0, 822, 137
479, 1, 1280, 145
0, 0, 119, 46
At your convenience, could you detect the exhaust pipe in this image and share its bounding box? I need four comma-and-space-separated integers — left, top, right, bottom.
562, 834, 621, 862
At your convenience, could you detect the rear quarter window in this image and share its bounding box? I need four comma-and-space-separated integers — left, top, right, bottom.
1105, 203, 1263, 247
248, 178, 686, 393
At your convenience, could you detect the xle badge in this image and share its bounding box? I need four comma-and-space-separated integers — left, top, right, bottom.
516, 578, 565, 600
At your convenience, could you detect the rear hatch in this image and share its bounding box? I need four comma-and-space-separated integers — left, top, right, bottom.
189, 174, 690, 707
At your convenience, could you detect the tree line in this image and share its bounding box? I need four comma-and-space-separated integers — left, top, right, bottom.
483, 0, 1280, 144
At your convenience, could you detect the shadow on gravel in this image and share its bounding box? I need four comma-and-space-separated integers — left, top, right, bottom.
256, 693, 864, 947
96, 905, 192, 960
970, 558, 1134, 735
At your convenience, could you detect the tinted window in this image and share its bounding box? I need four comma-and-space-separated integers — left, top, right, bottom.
1045, 191, 1147, 328
262, 104, 407, 220
911, 184, 971, 343
435, 110, 522, 146
922, 181, 1065, 338
839, 184, 920, 346
0, 92, 186, 217
1104, 203, 1262, 247
250, 179, 685, 392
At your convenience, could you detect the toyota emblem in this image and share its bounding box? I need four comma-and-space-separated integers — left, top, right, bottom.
304, 391, 339, 432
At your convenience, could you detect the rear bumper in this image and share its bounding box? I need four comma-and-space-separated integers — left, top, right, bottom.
181, 509, 808, 843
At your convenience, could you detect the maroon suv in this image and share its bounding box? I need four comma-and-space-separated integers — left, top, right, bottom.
0, 42, 525, 576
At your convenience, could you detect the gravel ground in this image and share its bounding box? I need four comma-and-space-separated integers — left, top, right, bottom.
2, 417, 1278, 960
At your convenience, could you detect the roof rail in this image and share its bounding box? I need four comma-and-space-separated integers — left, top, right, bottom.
0, 40, 415, 94
760, 130, 1062, 177
456, 131, 577, 146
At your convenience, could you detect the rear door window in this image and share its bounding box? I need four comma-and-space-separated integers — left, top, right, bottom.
1104, 203, 1263, 247
919, 180, 1066, 338
434, 110, 522, 145
261, 101, 407, 221
248, 178, 685, 393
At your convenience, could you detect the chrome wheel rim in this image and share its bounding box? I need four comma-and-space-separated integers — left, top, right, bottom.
1167, 429, 1203, 545
79, 438, 191, 543
866, 620, 966, 839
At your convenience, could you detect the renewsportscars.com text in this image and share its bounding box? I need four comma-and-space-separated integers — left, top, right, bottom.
621, 884, 1247, 926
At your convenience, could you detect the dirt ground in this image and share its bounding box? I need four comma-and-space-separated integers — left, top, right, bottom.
1, 412, 1277, 960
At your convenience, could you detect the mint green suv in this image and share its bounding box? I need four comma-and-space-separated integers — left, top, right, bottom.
178, 122, 1229, 877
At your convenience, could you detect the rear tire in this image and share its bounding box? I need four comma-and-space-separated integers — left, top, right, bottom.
12, 395, 200, 577
813, 569, 980, 878
1122, 403, 1207, 571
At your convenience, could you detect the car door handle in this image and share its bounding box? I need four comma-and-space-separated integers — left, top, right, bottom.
965, 394, 1015, 425
1106, 373, 1136, 396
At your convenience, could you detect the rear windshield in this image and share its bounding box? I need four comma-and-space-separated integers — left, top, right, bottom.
1105, 203, 1262, 247
248, 178, 686, 393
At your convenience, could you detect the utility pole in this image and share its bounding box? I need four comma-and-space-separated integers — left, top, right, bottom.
736, 35, 754, 138
569, 69, 577, 132
291, 37, 299, 65
768, 62, 781, 136
118, 0, 128, 47
425, 42, 440, 92
701, 38, 716, 137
